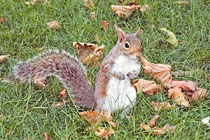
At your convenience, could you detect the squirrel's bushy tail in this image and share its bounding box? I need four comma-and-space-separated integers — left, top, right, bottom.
6, 50, 95, 109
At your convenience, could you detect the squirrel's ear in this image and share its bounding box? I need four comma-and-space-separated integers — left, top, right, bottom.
135, 28, 141, 37
114, 24, 125, 43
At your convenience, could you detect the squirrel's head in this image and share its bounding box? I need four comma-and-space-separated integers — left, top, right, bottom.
114, 25, 142, 59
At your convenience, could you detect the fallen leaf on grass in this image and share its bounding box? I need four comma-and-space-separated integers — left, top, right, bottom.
51, 102, 64, 108
140, 123, 151, 131
176, 1, 189, 5
51, 100, 72, 108
25, 0, 42, 6
73, 42, 104, 65
95, 127, 114, 139
0, 55, 9, 63
46, 21, 60, 29
141, 56, 172, 86
102, 20, 109, 29
84, 0, 95, 9
160, 28, 178, 47
101, 111, 117, 127
133, 79, 161, 95
187, 88, 207, 102
151, 101, 174, 111
0, 17, 5, 23
33, 75, 46, 89
140, 123, 176, 135
79, 110, 101, 125
202, 116, 210, 126
168, 87, 190, 107
79, 110, 117, 127
171, 80, 207, 102
171, 80, 198, 92
59, 89, 67, 100
150, 114, 160, 127
44, 133, 50, 140
90, 12, 96, 21
111, 4, 141, 18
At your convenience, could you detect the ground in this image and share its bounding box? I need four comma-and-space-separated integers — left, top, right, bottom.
0, 0, 210, 139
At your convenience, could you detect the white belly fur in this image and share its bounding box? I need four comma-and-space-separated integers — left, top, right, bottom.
102, 55, 141, 113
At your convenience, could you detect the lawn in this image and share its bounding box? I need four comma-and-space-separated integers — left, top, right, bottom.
0, 0, 210, 139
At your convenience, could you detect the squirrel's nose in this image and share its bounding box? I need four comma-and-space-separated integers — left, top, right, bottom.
136, 54, 141, 58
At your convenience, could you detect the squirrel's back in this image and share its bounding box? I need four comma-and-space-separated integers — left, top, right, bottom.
7, 50, 95, 109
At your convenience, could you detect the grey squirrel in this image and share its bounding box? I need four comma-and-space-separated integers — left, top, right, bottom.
6, 25, 142, 114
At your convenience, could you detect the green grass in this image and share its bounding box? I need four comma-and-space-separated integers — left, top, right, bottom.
0, 0, 210, 139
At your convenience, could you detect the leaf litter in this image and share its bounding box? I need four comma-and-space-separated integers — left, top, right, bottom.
79, 110, 117, 138
111, 3, 149, 18
73, 42, 105, 65
136, 56, 207, 107
140, 114, 176, 135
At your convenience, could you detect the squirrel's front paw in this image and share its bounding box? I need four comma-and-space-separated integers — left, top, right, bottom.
119, 74, 125, 80
127, 69, 140, 79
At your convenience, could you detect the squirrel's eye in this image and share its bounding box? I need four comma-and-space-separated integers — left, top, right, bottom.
124, 43, 130, 49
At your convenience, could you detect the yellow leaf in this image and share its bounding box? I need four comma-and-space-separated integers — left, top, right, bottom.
0, 55, 8, 63
160, 28, 178, 47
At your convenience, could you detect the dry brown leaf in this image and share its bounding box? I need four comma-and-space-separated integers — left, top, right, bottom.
140, 123, 176, 135
0, 115, 2, 120
0, 17, 5, 23
51, 102, 64, 108
171, 80, 198, 92
133, 79, 161, 95
149, 114, 160, 127
44, 133, 50, 140
141, 56, 172, 86
151, 127, 166, 135
101, 111, 117, 127
73, 42, 104, 65
84, 0, 94, 9
95, 127, 114, 139
140, 123, 151, 131
82, 44, 104, 65
176, 1, 189, 5
102, 20, 109, 29
0, 55, 8, 63
79, 110, 101, 125
73, 42, 97, 62
188, 88, 207, 102
152, 125, 176, 135
162, 124, 176, 133
79, 110, 117, 127
33, 75, 46, 88
59, 89, 67, 100
168, 87, 190, 107
160, 28, 178, 47
111, 4, 141, 18
46, 21, 60, 29
151, 101, 174, 111
51, 100, 72, 108
90, 12, 96, 21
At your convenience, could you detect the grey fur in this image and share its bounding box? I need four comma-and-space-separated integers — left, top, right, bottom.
6, 50, 95, 109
